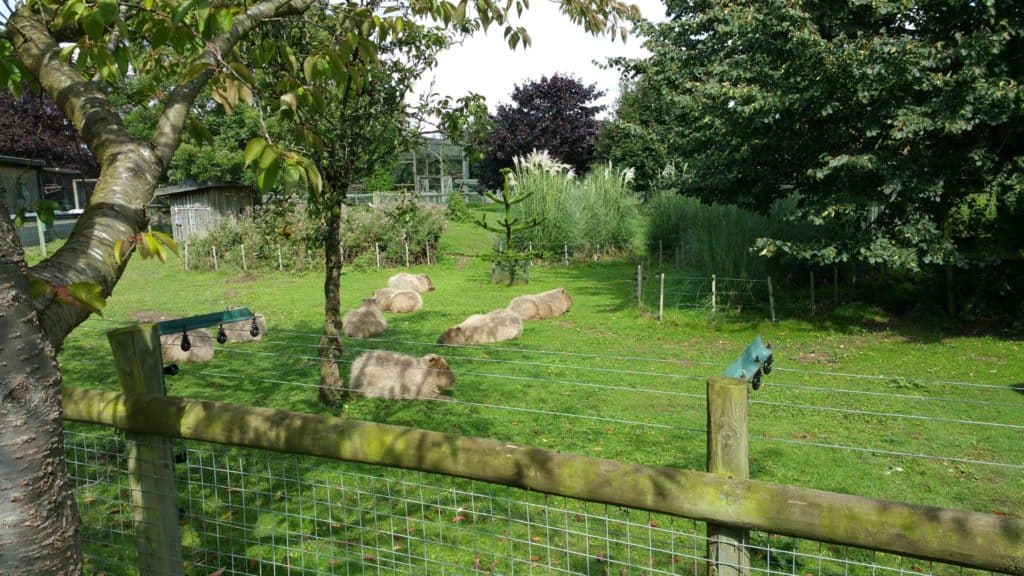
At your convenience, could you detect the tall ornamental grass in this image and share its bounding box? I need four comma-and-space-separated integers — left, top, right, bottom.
510, 151, 642, 257
646, 193, 799, 279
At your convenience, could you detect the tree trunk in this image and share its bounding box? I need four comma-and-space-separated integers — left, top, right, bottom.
318, 199, 346, 407
0, 206, 82, 576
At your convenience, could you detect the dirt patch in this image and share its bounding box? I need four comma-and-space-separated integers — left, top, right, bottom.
550, 320, 578, 329
974, 355, 1002, 363
131, 310, 176, 323
224, 289, 240, 299
454, 256, 470, 269
234, 274, 261, 283
795, 352, 837, 364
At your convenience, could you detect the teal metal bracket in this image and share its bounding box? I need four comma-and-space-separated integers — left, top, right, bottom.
723, 336, 773, 390
154, 308, 255, 336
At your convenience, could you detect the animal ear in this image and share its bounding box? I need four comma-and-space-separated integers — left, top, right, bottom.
426, 355, 438, 366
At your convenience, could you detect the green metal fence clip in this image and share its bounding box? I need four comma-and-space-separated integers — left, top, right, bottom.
723, 336, 773, 390
154, 308, 255, 336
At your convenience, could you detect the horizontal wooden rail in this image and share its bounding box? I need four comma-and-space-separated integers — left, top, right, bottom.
62, 387, 1024, 575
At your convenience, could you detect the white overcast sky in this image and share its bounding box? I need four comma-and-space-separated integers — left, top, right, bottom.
413, 0, 667, 117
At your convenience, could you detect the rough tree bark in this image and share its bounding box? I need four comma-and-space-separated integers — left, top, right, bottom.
0, 1, 314, 573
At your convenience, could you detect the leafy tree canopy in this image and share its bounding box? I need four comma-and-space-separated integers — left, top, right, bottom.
481, 74, 605, 188
0, 87, 97, 175
610, 0, 1024, 271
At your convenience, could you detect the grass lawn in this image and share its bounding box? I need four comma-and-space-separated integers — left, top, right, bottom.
43, 212, 1023, 575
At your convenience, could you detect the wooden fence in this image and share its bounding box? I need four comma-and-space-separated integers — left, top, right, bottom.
61, 324, 1024, 576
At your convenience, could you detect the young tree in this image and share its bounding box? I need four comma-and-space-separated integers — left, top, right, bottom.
481, 74, 605, 188
0, 0, 638, 573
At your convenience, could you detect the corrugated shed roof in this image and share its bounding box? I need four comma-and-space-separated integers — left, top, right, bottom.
154, 181, 250, 197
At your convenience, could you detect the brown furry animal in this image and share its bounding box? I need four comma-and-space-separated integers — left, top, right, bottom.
349, 351, 455, 400
388, 272, 434, 293
437, 309, 523, 345
507, 288, 573, 321
343, 299, 387, 338
222, 314, 267, 342
160, 329, 215, 363
373, 288, 423, 313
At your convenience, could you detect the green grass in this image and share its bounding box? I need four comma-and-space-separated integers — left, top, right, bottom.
45, 217, 1023, 575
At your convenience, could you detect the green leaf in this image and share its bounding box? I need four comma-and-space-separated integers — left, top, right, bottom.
113, 238, 127, 266
68, 282, 107, 316
258, 145, 279, 170
150, 230, 179, 256
244, 138, 266, 168
82, 12, 105, 42
142, 232, 165, 262
13, 207, 25, 229
26, 275, 51, 299
35, 200, 60, 226
172, 0, 197, 25
96, 0, 119, 25
281, 44, 299, 76
187, 118, 213, 146
257, 156, 281, 193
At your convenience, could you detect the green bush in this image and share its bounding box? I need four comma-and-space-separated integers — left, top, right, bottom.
183, 194, 445, 273
645, 193, 799, 279
509, 152, 642, 258
445, 192, 474, 223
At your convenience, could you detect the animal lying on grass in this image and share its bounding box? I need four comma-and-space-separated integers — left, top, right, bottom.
372, 288, 423, 313
438, 309, 523, 345
507, 288, 573, 321
343, 299, 387, 338
222, 313, 267, 342
349, 351, 455, 400
388, 272, 434, 293
160, 329, 214, 363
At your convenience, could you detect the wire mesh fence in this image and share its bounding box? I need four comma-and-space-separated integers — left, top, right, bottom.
65, 425, 1005, 576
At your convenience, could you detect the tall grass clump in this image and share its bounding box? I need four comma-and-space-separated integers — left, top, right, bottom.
646, 193, 798, 279
510, 151, 642, 257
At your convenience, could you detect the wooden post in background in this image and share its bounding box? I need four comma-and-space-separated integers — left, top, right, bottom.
426, 243, 432, 265
659, 273, 665, 321
706, 376, 750, 576
810, 270, 816, 316
712, 274, 718, 315
767, 276, 776, 322
375, 243, 381, 269
212, 246, 218, 272
405, 242, 410, 268
35, 217, 47, 257
636, 265, 643, 307
108, 324, 184, 576
563, 243, 568, 265
277, 246, 283, 271
241, 244, 247, 272
183, 242, 189, 271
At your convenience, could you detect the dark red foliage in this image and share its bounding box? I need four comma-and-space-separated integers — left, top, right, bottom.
0, 88, 98, 176
481, 74, 604, 189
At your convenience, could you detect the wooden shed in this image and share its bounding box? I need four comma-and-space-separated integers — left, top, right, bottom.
155, 182, 255, 244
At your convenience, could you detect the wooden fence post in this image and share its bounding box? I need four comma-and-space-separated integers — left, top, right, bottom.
183, 242, 189, 271
277, 246, 283, 271
658, 240, 663, 272
426, 243, 432, 265
712, 274, 718, 314
108, 324, 184, 576
706, 376, 750, 576
636, 265, 642, 307
659, 273, 665, 321
767, 276, 776, 322
405, 242, 410, 268
241, 244, 247, 272
375, 242, 381, 269
35, 217, 47, 257
810, 270, 816, 316
563, 243, 568, 265
212, 246, 218, 272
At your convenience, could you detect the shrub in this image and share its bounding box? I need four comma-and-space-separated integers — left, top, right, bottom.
509, 151, 642, 258
645, 193, 799, 279
445, 192, 474, 223
183, 194, 445, 272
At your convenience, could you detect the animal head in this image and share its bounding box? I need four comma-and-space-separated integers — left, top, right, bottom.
438, 326, 463, 345
559, 288, 573, 308
422, 275, 435, 291
362, 298, 380, 310
422, 354, 455, 389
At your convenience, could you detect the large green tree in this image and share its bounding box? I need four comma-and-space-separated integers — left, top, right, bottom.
0, 0, 638, 573
611, 0, 1024, 274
